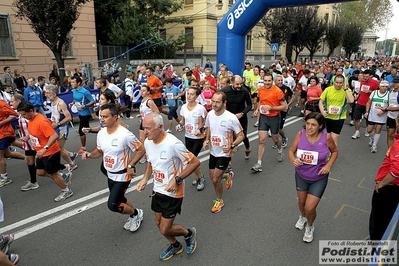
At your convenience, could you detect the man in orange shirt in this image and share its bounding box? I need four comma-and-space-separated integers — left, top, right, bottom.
252, 73, 288, 172
17, 101, 73, 202
0, 99, 17, 187
146, 67, 168, 115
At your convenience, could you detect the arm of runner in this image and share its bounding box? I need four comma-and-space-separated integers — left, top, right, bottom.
81, 148, 103, 160
288, 131, 302, 167
137, 162, 153, 192
318, 134, 338, 175
318, 99, 327, 117
58, 101, 72, 125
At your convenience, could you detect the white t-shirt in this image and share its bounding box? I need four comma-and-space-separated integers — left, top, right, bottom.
144, 133, 194, 198
283, 76, 296, 90
298, 76, 308, 91
368, 90, 389, 124
97, 125, 142, 182
388, 90, 399, 120
205, 109, 243, 158
180, 103, 207, 139
108, 83, 122, 103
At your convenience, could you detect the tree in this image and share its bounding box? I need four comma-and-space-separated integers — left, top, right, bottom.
305, 17, 326, 61
341, 23, 364, 59
337, 0, 392, 32
325, 24, 342, 58
14, 0, 90, 82
95, 0, 190, 57
289, 6, 319, 62
257, 8, 287, 46
94, 0, 125, 45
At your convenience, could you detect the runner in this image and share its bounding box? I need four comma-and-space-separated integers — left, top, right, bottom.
17, 101, 73, 202
288, 112, 338, 243
383, 77, 399, 148
252, 73, 288, 172
136, 85, 159, 164
0, 99, 17, 187
176, 87, 207, 191
10, 94, 39, 191
204, 91, 244, 213
45, 85, 78, 171
137, 113, 200, 260
304, 76, 322, 118
319, 74, 354, 146
364, 80, 390, 153
82, 103, 146, 232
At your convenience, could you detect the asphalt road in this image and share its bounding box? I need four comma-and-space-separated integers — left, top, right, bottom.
0, 107, 390, 266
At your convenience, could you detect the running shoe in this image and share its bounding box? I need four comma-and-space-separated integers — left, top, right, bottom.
138, 156, 147, 164
351, 132, 360, 139
78, 147, 86, 154
160, 242, 183, 261
54, 190, 73, 202
303, 225, 314, 243
166, 129, 172, 133
245, 150, 251, 160
272, 143, 278, 149
6, 253, 20, 265
349, 120, 354, 126
295, 215, 307, 230
63, 164, 71, 173
197, 176, 205, 191
277, 152, 284, 162
251, 163, 262, 172
192, 178, 199, 186
0, 234, 14, 253
299, 112, 305, 117
61, 172, 72, 185
129, 209, 144, 232
184, 227, 197, 255
371, 146, 377, 153
282, 137, 288, 148
21, 181, 39, 191
211, 199, 224, 213
365, 131, 370, 137
70, 163, 78, 171
368, 137, 373, 147
177, 126, 184, 132
254, 121, 259, 127
0, 178, 12, 188
225, 171, 234, 190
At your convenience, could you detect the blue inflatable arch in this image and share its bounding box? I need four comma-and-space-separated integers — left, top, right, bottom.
217, 0, 351, 75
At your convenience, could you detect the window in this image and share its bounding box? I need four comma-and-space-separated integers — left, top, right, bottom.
0, 14, 16, 58
185, 0, 193, 4
246, 34, 252, 50
185, 27, 193, 49
229, 0, 236, 4
218, 0, 223, 4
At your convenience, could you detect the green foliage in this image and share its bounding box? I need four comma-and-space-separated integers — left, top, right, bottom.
95, 0, 190, 58
258, 8, 288, 45
337, 0, 392, 32
325, 24, 342, 58
376, 39, 399, 56
305, 16, 327, 61
341, 23, 363, 58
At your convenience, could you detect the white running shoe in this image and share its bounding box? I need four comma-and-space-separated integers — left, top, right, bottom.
303, 225, 314, 243
365, 131, 370, 137
351, 132, 360, 139
21, 181, 39, 191
295, 215, 307, 230
129, 209, 144, 232
368, 137, 373, 147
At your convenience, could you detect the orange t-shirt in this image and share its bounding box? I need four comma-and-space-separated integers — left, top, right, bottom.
147, 75, 163, 99
27, 113, 60, 156
0, 100, 17, 139
258, 85, 285, 117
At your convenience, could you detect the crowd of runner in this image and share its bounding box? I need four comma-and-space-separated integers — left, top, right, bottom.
0, 56, 399, 263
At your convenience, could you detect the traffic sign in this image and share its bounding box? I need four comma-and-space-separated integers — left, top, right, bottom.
271, 43, 279, 53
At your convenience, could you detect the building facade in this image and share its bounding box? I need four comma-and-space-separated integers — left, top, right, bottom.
0, 1, 98, 80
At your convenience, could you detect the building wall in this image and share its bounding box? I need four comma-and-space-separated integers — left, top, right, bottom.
0, 0, 98, 80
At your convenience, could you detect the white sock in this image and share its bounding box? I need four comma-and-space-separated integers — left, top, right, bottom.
1, 173, 8, 179
257, 160, 262, 165
373, 133, 381, 147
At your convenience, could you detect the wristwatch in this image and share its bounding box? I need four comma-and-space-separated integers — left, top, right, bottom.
127, 164, 136, 171
44, 145, 49, 150
175, 176, 183, 185
57, 122, 61, 126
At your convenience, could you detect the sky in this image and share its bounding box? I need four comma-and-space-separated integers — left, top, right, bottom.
376, 0, 399, 40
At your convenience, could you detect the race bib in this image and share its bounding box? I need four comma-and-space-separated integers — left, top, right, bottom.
30, 135, 40, 147
185, 123, 195, 134
166, 93, 173, 99
260, 105, 270, 115
296, 149, 318, 165
153, 169, 168, 184
211, 135, 226, 147
361, 85, 370, 92
104, 155, 116, 169
328, 106, 341, 115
